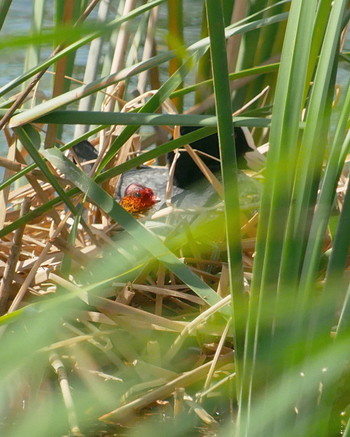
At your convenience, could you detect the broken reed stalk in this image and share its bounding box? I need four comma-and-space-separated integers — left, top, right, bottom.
49, 353, 82, 436
0, 198, 30, 314
99, 351, 234, 424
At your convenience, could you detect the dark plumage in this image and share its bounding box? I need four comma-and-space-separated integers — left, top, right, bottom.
73, 140, 98, 162
71, 125, 264, 212
167, 126, 254, 189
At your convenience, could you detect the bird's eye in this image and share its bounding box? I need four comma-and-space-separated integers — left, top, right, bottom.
134, 192, 141, 198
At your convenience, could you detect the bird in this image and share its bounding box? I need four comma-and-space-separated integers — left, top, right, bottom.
119, 125, 264, 207
72, 125, 264, 215
167, 125, 259, 189
72, 139, 98, 173
72, 139, 98, 163
119, 183, 160, 215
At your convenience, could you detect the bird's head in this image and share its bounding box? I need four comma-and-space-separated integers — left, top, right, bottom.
120, 183, 160, 215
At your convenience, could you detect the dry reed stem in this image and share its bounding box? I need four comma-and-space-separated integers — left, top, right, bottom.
0, 93, 324, 428
99, 351, 234, 424
49, 273, 189, 333
203, 318, 232, 391
0, 141, 16, 228
0, 199, 30, 314
0, 123, 345, 427
7, 211, 72, 313
49, 353, 83, 436
183, 392, 217, 424
164, 295, 232, 362
0, 0, 100, 132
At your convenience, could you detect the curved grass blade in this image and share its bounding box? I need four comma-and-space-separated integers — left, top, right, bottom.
8, 12, 288, 128
286, 0, 348, 292
13, 125, 78, 215
0, 126, 217, 238
0, 0, 168, 98
300, 80, 350, 291
40, 146, 231, 317
171, 62, 280, 99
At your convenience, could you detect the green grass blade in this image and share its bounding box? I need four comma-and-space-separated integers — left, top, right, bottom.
300, 80, 350, 291
33, 111, 268, 127
13, 125, 79, 215
171, 62, 280, 99
95, 48, 208, 173
243, 0, 326, 431
0, 0, 168, 97
253, 0, 318, 294
6, 11, 288, 127
0, 125, 104, 192
205, 0, 244, 379
0, 126, 218, 238
41, 146, 231, 317
0, 0, 11, 30
280, 0, 347, 292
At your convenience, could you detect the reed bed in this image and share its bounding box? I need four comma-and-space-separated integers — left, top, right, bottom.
0, 1, 349, 436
